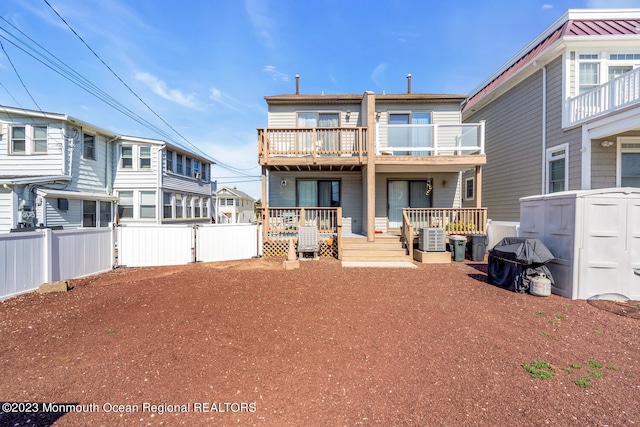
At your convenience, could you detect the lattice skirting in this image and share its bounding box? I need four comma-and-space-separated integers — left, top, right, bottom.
262, 238, 338, 258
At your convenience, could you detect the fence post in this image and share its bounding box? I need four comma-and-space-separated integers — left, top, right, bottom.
42, 228, 52, 284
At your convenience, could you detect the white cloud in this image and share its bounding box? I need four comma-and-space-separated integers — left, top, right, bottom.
263, 65, 289, 81
245, 0, 275, 49
542, 4, 554, 9
135, 72, 199, 109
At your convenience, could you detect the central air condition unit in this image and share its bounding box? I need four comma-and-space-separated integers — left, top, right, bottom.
194, 172, 201, 179
419, 228, 446, 252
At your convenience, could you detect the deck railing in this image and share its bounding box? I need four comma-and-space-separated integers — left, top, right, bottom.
401, 207, 488, 258
376, 122, 485, 156
568, 67, 640, 126
258, 128, 367, 160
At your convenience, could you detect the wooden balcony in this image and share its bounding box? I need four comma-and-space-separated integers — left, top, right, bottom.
401, 207, 488, 260
567, 67, 640, 126
258, 128, 367, 169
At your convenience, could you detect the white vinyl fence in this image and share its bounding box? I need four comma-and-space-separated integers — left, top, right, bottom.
117, 223, 262, 267
1, 227, 114, 300
1, 223, 262, 300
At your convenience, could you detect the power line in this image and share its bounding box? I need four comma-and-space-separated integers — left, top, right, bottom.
0, 39, 42, 111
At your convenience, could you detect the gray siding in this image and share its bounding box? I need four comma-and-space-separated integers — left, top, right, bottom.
466, 69, 545, 222
268, 105, 361, 128
268, 171, 363, 234
591, 141, 616, 188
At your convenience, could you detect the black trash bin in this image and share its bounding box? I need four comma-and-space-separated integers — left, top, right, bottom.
467, 234, 487, 261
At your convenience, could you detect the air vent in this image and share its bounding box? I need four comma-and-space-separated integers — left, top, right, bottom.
419, 228, 446, 252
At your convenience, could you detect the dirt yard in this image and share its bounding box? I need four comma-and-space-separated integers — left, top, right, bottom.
0, 257, 638, 426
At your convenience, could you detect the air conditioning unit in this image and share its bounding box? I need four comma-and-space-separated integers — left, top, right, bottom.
419, 228, 446, 252
194, 172, 201, 179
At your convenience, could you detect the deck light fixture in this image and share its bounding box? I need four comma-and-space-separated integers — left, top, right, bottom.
376, 110, 381, 120
346, 110, 351, 120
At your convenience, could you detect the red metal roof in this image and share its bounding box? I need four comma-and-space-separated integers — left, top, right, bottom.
464, 19, 640, 112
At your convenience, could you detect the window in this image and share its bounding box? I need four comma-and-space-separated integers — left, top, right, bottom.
185, 195, 192, 218
547, 145, 568, 193
163, 192, 173, 219
83, 133, 95, 160
464, 177, 475, 200
193, 160, 199, 178
140, 191, 156, 219
99, 202, 111, 227
578, 54, 599, 94
185, 158, 192, 177
10, 126, 26, 154
297, 112, 340, 151
388, 112, 432, 155
33, 126, 48, 153
118, 191, 134, 219
82, 200, 96, 227
296, 180, 340, 207
203, 197, 209, 218
175, 194, 183, 218
166, 150, 174, 173
176, 154, 183, 175
619, 141, 640, 187
140, 146, 151, 169
194, 197, 201, 217
121, 146, 133, 168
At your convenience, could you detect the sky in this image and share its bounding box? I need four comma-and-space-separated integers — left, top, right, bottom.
1, 0, 640, 199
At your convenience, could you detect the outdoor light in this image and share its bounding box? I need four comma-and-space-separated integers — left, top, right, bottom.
376, 110, 381, 119
601, 140, 614, 148
346, 110, 351, 120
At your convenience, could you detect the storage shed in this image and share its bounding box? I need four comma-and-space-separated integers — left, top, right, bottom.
520, 188, 640, 300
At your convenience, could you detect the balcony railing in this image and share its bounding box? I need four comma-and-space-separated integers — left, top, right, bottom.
376, 122, 485, 156
258, 128, 367, 160
401, 207, 488, 260
568, 67, 640, 126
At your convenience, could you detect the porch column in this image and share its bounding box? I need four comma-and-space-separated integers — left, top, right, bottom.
475, 165, 483, 208
363, 91, 376, 242
581, 125, 592, 190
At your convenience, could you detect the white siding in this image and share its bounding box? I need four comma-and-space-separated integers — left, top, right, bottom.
0, 188, 14, 232
0, 120, 66, 176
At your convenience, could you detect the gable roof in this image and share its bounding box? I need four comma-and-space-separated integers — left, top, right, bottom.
216, 186, 256, 201
464, 9, 640, 113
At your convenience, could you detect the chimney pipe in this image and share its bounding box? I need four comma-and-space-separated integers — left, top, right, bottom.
407, 74, 412, 94
295, 75, 300, 95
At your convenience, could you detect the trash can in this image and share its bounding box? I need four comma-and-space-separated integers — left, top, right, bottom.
467, 234, 487, 261
449, 235, 466, 262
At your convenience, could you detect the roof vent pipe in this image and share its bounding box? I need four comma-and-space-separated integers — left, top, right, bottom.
407, 74, 412, 94
295, 75, 300, 95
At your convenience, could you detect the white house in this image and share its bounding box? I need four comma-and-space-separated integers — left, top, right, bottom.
0, 106, 215, 232
215, 186, 256, 223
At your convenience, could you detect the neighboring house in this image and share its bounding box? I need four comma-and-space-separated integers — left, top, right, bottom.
215, 186, 257, 223
113, 136, 214, 224
0, 106, 214, 232
462, 8, 640, 222
258, 77, 487, 260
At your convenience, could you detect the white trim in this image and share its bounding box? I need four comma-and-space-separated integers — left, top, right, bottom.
35, 188, 117, 202
546, 143, 569, 193
617, 137, 640, 187
464, 176, 475, 201
581, 125, 591, 190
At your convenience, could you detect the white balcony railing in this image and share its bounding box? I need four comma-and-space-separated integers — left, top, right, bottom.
375, 122, 485, 156
568, 67, 640, 126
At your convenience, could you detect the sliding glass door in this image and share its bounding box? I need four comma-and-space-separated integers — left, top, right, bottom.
388, 180, 432, 229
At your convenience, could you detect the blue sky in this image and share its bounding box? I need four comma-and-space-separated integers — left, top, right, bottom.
1, 0, 640, 199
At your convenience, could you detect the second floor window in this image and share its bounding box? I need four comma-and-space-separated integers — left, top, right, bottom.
193, 160, 199, 178
8, 124, 48, 155
186, 158, 192, 177
139, 146, 151, 169
166, 150, 174, 173
33, 126, 48, 153
176, 154, 183, 174
83, 133, 95, 160
10, 126, 26, 154
121, 146, 133, 168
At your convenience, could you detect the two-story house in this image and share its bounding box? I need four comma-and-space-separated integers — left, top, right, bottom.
462, 8, 640, 222
214, 186, 257, 223
258, 77, 487, 261
0, 106, 215, 232
113, 136, 214, 224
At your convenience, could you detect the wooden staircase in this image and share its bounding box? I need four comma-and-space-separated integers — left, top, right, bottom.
341, 234, 411, 262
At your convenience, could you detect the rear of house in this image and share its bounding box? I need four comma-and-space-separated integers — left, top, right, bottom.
258, 79, 487, 259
